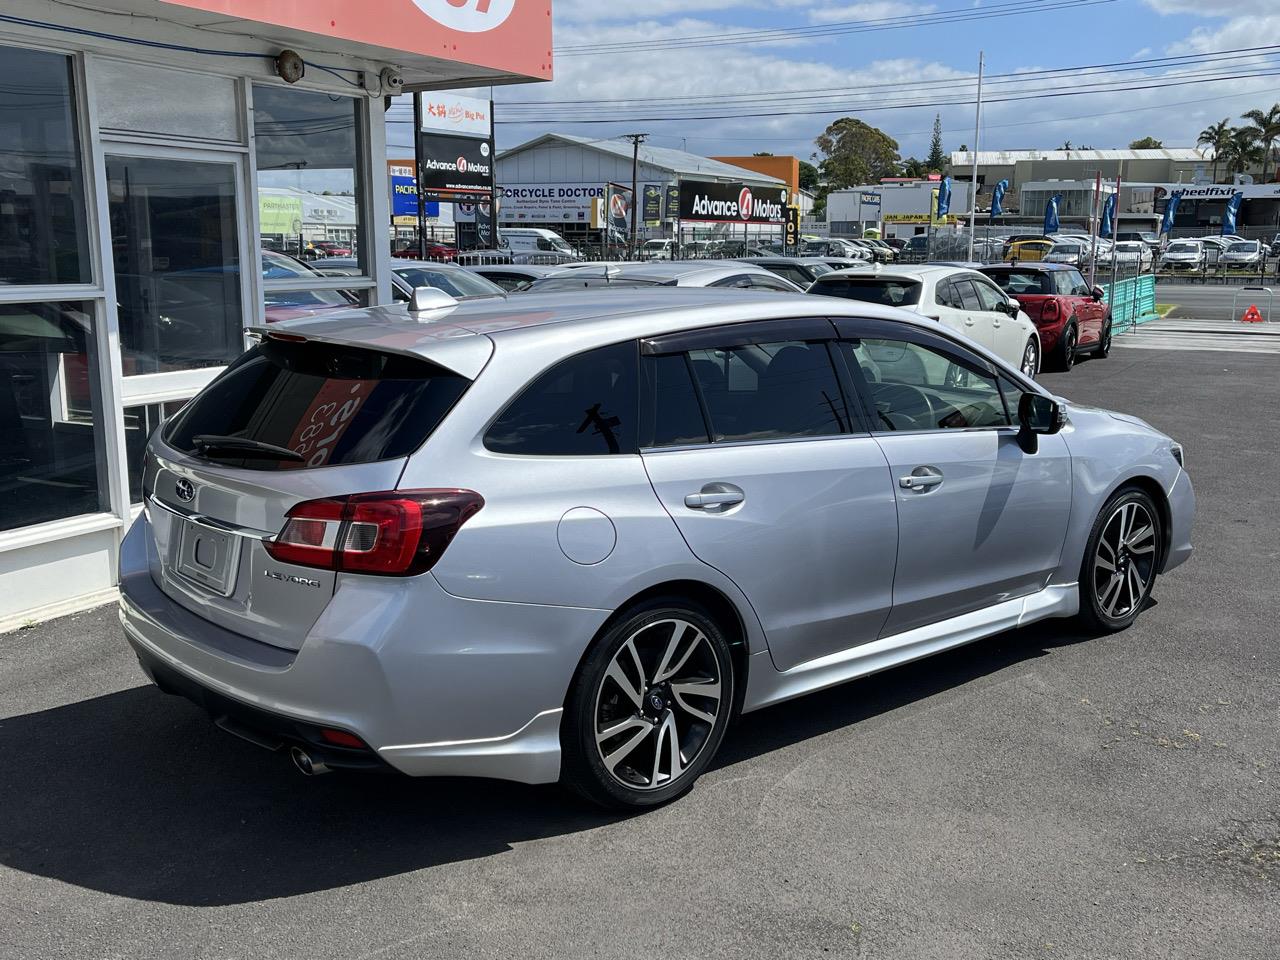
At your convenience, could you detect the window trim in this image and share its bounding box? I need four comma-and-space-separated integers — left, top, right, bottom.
831, 317, 1018, 437
640, 323, 865, 448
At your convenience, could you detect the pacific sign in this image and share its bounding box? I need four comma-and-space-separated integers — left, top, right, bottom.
679, 180, 788, 224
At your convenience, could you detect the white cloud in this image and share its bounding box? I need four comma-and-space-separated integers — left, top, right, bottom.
1144, 0, 1268, 15
807, 3, 937, 24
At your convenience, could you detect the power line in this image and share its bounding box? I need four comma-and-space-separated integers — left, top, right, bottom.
554, 0, 1113, 56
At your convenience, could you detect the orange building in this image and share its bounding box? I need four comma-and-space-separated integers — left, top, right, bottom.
711, 155, 801, 196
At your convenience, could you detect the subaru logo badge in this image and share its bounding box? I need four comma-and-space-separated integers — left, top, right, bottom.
174, 478, 195, 503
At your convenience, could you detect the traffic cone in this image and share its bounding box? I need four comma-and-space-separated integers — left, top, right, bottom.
1241, 303, 1265, 323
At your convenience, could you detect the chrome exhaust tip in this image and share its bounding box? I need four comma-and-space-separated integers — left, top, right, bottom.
290, 745, 331, 776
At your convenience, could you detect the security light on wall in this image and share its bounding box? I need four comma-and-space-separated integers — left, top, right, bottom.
274, 50, 305, 84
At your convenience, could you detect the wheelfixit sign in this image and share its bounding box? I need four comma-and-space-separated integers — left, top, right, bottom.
678, 180, 788, 224
417, 132, 492, 200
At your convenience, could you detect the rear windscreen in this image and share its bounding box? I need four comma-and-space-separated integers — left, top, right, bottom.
809, 276, 922, 306
164, 338, 469, 470
986, 271, 1052, 296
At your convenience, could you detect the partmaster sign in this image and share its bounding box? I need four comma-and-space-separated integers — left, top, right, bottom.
679, 180, 788, 224
158, 0, 552, 81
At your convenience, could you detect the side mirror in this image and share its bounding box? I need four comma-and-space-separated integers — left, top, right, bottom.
1017, 393, 1063, 453
1005, 297, 1021, 315
1091, 286, 1105, 301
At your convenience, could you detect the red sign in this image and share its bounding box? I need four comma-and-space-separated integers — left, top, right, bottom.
158, 0, 552, 81
281, 379, 373, 469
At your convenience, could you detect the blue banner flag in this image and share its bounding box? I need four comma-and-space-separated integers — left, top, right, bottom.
1222, 192, 1242, 236
1160, 191, 1182, 235
935, 176, 952, 218
1099, 193, 1116, 239
1044, 194, 1062, 234
990, 178, 1008, 220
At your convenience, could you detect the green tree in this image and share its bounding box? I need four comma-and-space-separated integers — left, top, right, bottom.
1241, 103, 1280, 183
1198, 118, 1233, 182
925, 114, 947, 172
900, 157, 928, 178
1128, 136, 1163, 149
813, 117, 901, 190
1221, 126, 1264, 177
798, 160, 820, 192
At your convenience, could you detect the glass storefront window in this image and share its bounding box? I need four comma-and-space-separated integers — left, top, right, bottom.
124, 400, 188, 503
0, 302, 108, 532
253, 86, 362, 267
0, 47, 90, 285
107, 155, 244, 375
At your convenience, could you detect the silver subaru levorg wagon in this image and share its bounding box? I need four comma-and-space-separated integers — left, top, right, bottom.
119, 288, 1194, 809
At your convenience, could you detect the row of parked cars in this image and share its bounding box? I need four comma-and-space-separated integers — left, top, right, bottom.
339, 253, 1110, 380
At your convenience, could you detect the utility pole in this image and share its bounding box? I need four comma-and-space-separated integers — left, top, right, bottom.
622, 133, 648, 259
966, 50, 984, 263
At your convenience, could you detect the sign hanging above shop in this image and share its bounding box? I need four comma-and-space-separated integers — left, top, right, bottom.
157, 0, 554, 83
417, 132, 493, 200
419, 92, 492, 139
678, 180, 789, 224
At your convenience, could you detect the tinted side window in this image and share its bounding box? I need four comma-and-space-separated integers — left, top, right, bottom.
1053, 271, 1076, 296
686, 340, 847, 442
972, 278, 1006, 312
484, 342, 638, 455
955, 279, 983, 311
1069, 270, 1091, 296
643, 354, 709, 447
840, 338, 1010, 431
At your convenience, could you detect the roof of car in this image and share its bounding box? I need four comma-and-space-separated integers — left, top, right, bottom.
254, 288, 927, 365
543, 260, 773, 280
820, 264, 971, 282
980, 261, 1077, 272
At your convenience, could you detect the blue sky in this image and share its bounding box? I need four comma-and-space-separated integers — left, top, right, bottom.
386, 0, 1280, 163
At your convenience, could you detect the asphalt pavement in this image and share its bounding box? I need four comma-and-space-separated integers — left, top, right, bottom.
2, 349, 1277, 960
1156, 282, 1280, 322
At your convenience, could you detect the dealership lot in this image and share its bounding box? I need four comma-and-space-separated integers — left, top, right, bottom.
2, 347, 1277, 960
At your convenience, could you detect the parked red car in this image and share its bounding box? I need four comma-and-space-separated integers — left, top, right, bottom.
391, 240, 456, 261
308, 240, 353, 257
980, 262, 1111, 371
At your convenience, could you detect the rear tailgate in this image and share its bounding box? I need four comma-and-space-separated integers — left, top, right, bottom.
144, 330, 490, 650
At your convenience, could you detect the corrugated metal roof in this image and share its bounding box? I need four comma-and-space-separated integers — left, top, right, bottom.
950, 148, 1207, 165
498, 133, 785, 183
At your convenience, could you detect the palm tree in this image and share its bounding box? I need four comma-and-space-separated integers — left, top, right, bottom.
1221, 126, 1264, 178
1198, 118, 1233, 182
1241, 103, 1280, 183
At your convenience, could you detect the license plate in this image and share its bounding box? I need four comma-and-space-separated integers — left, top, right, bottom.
175, 518, 241, 596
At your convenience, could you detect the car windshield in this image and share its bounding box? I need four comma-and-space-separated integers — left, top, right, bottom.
525, 275, 669, 291
1051, 244, 1081, 254
1228, 242, 1259, 253
1115, 243, 1141, 252
641, 240, 667, 250
1168, 243, 1199, 253
808, 276, 922, 306
393, 266, 504, 299
807, 262, 834, 276
986, 270, 1052, 296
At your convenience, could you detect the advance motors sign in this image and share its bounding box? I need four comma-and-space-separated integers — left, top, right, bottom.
679, 180, 788, 224
417, 132, 493, 200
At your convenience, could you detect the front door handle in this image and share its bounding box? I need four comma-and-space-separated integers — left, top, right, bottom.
899, 471, 944, 491
684, 483, 744, 509
964, 316, 976, 326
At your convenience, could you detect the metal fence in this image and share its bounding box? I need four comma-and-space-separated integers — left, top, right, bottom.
1101, 273, 1158, 332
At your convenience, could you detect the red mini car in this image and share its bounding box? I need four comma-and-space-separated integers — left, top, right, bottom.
980, 262, 1111, 371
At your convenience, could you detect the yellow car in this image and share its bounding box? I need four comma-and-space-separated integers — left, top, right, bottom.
1006, 239, 1054, 262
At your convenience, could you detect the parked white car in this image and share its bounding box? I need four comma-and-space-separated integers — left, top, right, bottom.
1159, 240, 1206, 271
808, 265, 1043, 377
1109, 241, 1154, 271
1220, 239, 1265, 269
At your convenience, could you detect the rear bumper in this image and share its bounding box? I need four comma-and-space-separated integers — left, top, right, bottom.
119, 514, 611, 784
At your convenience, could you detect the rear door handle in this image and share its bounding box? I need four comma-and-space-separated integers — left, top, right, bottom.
684, 484, 744, 509
963, 316, 975, 326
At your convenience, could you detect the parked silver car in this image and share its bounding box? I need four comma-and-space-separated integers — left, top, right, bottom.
119, 288, 1194, 809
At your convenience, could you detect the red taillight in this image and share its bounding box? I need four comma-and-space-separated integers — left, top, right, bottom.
1041, 298, 1060, 324
263, 489, 483, 576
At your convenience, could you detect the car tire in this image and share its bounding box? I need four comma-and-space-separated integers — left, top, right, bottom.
1093, 319, 1113, 359
561, 598, 735, 810
1020, 337, 1040, 378
1076, 487, 1163, 633
1052, 321, 1078, 371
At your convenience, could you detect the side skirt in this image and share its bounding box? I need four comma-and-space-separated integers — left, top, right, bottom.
741, 583, 1078, 713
